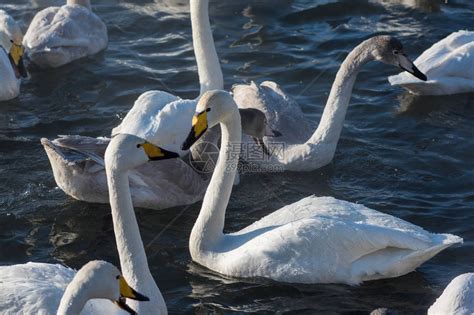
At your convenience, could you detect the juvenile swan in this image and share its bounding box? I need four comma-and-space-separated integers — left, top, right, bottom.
23, 0, 108, 68
0, 260, 150, 314
389, 30, 474, 95
181, 90, 461, 284
233, 36, 427, 171
428, 273, 474, 315
0, 10, 27, 101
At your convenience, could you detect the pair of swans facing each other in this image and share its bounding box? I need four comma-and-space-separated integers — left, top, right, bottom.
23, 0, 107, 68
0, 10, 27, 101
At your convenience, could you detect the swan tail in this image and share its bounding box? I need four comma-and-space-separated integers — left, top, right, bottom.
351, 233, 462, 283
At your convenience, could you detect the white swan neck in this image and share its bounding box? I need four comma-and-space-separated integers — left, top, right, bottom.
190, 107, 241, 258
57, 279, 92, 315
308, 40, 374, 145
67, 0, 91, 9
190, 0, 223, 94
106, 169, 163, 313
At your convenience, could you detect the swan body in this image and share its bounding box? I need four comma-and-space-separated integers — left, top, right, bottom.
428, 273, 474, 315
233, 36, 427, 172
41, 135, 206, 210
23, 0, 108, 68
0, 260, 150, 314
0, 10, 27, 101
389, 30, 474, 95
181, 89, 462, 285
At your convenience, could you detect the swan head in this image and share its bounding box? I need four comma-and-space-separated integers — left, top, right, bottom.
0, 11, 27, 78
182, 90, 237, 150
105, 134, 179, 172
370, 36, 427, 81
66, 261, 149, 314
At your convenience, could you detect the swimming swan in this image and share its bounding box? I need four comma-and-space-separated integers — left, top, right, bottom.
23, 0, 108, 68
389, 30, 474, 95
0, 10, 27, 101
233, 36, 427, 172
180, 89, 462, 284
428, 273, 474, 315
0, 260, 150, 314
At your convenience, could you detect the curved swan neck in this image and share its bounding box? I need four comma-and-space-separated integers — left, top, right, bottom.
105, 168, 163, 313
67, 0, 91, 10
190, 106, 241, 258
308, 39, 374, 145
57, 279, 93, 315
191, 0, 223, 94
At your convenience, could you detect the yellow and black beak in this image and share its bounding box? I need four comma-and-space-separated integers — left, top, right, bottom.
139, 142, 179, 161
8, 41, 27, 79
181, 108, 209, 150
114, 276, 150, 315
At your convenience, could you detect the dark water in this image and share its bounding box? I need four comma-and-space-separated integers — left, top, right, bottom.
1, 0, 473, 313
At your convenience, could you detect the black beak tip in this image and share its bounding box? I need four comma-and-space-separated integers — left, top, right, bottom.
133, 291, 150, 302
181, 141, 191, 151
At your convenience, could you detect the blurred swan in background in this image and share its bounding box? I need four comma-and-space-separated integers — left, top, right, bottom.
23, 0, 108, 68
389, 30, 474, 95
0, 10, 27, 101
428, 273, 474, 315
0, 260, 151, 314
233, 36, 427, 172
180, 90, 462, 284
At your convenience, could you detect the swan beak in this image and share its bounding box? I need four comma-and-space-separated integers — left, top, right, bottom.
181, 109, 209, 150
8, 41, 27, 78
140, 142, 179, 160
398, 54, 427, 81
114, 276, 150, 314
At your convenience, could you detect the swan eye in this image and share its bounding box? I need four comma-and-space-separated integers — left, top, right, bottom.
206, 108, 211, 112
136, 144, 141, 148
393, 50, 399, 55
116, 275, 120, 279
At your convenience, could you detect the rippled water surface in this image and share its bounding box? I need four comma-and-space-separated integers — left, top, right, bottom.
1, 0, 473, 313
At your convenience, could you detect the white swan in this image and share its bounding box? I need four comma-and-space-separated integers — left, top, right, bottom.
428, 273, 474, 315
233, 36, 427, 172
389, 30, 474, 95
0, 260, 151, 314
0, 10, 27, 101
180, 89, 462, 284
104, 133, 175, 314
23, 0, 108, 68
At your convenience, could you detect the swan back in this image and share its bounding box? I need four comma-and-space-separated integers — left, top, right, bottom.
428, 273, 474, 315
112, 90, 195, 156
23, 2, 107, 68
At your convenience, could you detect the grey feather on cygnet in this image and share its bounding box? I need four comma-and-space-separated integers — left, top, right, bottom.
239, 108, 282, 156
